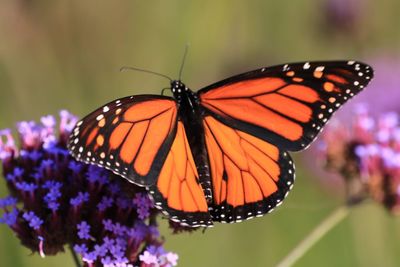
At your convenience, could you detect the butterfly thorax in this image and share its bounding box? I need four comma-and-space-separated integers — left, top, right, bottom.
171, 80, 213, 202
171, 80, 200, 119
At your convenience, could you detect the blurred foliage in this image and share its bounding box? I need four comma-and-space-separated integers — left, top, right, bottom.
1, 0, 400, 266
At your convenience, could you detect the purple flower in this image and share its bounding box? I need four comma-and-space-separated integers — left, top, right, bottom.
101, 256, 114, 266
117, 196, 132, 210
73, 244, 88, 254
323, 0, 362, 34
15, 182, 38, 192
77, 221, 92, 240
82, 251, 97, 264
70, 192, 90, 206
133, 193, 153, 219
5, 174, 15, 182
147, 245, 165, 255
139, 251, 158, 265
0, 129, 15, 150
139, 247, 179, 267
134, 193, 153, 219
40, 115, 56, 129
13, 167, 24, 177
113, 222, 128, 236
0, 196, 17, 208
0, 111, 183, 265
27, 151, 43, 162
42, 180, 63, 190
133, 221, 151, 241
87, 165, 109, 185
108, 183, 121, 195
59, 110, 78, 134
94, 243, 108, 258
0, 209, 18, 226
318, 106, 400, 213
102, 236, 115, 248
47, 202, 60, 212
98, 196, 114, 211
68, 161, 83, 173
165, 252, 179, 266
39, 159, 54, 170
23, 211, 43, 230
103, 219, 114, 232
42, 182, 62, 211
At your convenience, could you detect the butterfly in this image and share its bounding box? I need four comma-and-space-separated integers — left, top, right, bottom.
67, 60, 373, 227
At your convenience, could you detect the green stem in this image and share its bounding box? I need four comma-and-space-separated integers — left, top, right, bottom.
69, 244, 82, 267
276, 205, 350, 267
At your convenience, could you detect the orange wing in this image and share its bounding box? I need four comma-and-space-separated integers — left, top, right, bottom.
148, 121, 212, 227
203, 116, 294, 223
199, 61, 373, 151
68, 95, 178, 186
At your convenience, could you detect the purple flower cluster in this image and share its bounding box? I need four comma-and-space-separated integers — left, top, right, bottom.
0, 111, 179, 266
320, 105, 400, 213
322, 0, 363, 35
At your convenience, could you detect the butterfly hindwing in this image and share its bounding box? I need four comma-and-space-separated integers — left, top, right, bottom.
199, 61, 373, 151
68, 95, 178, 186
148, 121, 213, 227
203, 116, 294, 223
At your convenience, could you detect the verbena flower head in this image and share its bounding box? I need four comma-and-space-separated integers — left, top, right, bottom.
0, 111, 179, 266
323, 0, 362, 34
319, 105, 400, 213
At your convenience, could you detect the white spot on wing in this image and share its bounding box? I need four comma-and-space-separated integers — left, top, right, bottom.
96, 114, 104, 121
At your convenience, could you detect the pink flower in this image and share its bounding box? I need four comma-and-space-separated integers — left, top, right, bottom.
165, 252, 179, 266
319, 106, 400, 213
140, 251, 158, 266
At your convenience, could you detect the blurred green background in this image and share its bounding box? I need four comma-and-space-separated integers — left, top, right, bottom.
1, 1, 400, 266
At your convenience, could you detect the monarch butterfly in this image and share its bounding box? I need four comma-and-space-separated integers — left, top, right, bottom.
68, 60, 373, 227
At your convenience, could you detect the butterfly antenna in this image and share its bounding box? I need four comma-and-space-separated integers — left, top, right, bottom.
178, 44, 190, 81
120, 66, 172, 82
161, 87, 171, 96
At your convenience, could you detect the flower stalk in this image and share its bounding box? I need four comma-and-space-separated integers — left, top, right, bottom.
276, 205, 350, 267
69, 244, 82, 267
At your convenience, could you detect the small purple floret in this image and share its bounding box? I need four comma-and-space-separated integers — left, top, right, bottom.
15, 182, 38, 192
69, 161, 84, 173
70, 192, 90, 206
133, 193, 153, 219
0, 209, 18, 226
0, 196, 17, 208
77, 221, 92, 240
23, 211, 43, 230
74, 244, 88, 254
97, 196, 114, 211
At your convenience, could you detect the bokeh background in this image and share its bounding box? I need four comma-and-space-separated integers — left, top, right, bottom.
1, 1, 400, 266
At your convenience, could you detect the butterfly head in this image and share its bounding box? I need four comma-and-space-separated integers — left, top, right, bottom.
171, 80, 190, 99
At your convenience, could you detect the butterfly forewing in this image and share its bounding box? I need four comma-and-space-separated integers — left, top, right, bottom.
199, 61, 373, 151
68, 95, 178, 186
